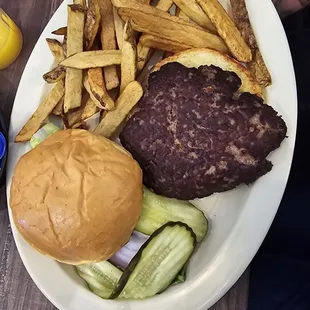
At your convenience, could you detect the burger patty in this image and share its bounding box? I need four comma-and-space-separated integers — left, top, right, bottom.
120, 62, 287, 200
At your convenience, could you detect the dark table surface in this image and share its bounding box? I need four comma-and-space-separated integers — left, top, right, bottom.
0, 1, 249, 309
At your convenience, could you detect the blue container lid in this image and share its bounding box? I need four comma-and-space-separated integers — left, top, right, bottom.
0, 132, 6, 160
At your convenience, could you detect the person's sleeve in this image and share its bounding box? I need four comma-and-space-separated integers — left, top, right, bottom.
272, 0, 310, 17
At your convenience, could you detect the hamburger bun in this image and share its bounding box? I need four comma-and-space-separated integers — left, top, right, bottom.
153, 48, 263, 97
10, 129, 143, 265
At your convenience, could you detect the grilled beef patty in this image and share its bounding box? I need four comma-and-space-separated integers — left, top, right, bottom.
120, 62, 287, 200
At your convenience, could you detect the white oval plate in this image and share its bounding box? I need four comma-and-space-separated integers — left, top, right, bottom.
6, 0, 297, 309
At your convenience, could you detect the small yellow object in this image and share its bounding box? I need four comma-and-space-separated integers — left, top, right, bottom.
0, 9, 23, 70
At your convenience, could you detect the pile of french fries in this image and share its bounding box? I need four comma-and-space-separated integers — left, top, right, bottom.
15, 0, 271, 143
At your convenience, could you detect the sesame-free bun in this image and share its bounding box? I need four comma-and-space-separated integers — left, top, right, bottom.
10, 129, 143, 265
153, 48, 263, 97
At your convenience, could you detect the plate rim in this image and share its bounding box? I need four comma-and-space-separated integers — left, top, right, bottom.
6, 0, 297, 309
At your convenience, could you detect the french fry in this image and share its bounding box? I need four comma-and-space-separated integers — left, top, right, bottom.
230, 0, 271, 86
85, 69, 115, 110
140, 34, 194, 53
52, 27, 67, 36
112, 0, 199, 26
44, 39, 66, 84
230, 0, 256, 49
84, 75, 102, 108
46, 39, 65, 63
175, 6, 191, 22
67, 5, 86, 55
113, 7, 125, 50
74, 0, 86, 8
64, 67, 82, 111
118, 8, 228, 53
63, 35, 67, 57
136, 0, 173, 72
99, 0, 120, 90
67, 95, 99, 127
60, 50, 122, 69
64, 4, 85, 113
249, 50, 271, 87
120, 22, 137, 93
137, 42, 155, 73
175, 7, 203, 27
15, 81, 65, 142
52, 97, 64, 116
84, 0, 101, 50
196, 0, 252, 62
80, 98, 99, 121
156, 0, 174, 11
43, 66, 66, 84
114, 0, 154, 52
94, 81, 143, 138
173, 0, 216, 32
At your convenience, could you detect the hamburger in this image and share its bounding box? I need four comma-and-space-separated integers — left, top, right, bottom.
10, 129, 143, 265
120, 48, 287, 200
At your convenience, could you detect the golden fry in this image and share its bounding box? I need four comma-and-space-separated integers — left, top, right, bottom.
196, 0, 252, 62
230, 0, 271, 86
52, 27, 67, 36
113, 7, 125, 50
84, 0, 101, 50
43, 66, 66, 84
44, 38, 66, 84
250, 50, 272, 87
63, 35, 67, 57
60, 50, 122, 69
137, 42, 154, 73
46, 39, 65, 63
175, 6, 191, 22
120, 22, 136, 93
67, 95, 99, 127
80, 98, 99, 120
99, 0, 119, 90
118, 8, 228, 53
136, 0, 173, 72
175, 7, 205, 27
103, 68, 119, 91
15, 81, 65, 142
112, 0, 196, 25
64, 69, 82, 113
99, 0, 116, 51
173, 0, 216, 32
136, 0, 176, 72
74, 0, 86, 8
156, 0, 174, 11
86, 68, 115, 110
140, 34, 194, 53
52, 97, 64, 116
94, 81, 143, 138
230, 0, 255, 49
64, 4, 85, 113
66, 5, 85, 56
84, 75, 102, 109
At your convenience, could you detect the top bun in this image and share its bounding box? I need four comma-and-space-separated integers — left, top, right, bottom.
10, 129, 143, 265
